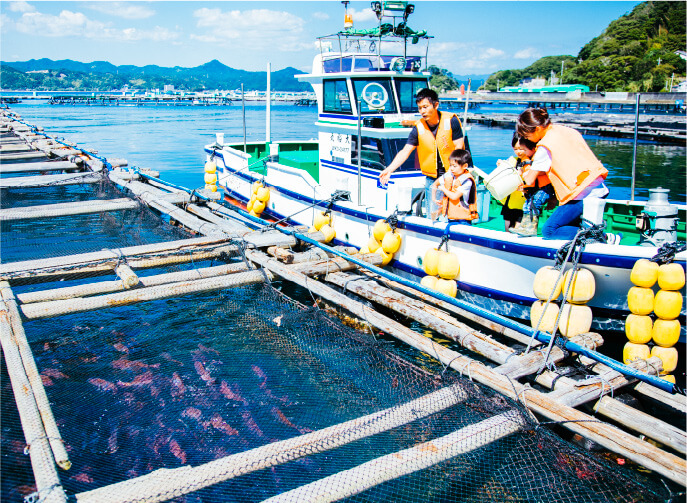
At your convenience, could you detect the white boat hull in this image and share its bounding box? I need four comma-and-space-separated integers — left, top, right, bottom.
209, 145, 686, 337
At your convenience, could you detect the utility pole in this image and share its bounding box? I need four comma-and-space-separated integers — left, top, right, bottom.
561, 60, 565, 85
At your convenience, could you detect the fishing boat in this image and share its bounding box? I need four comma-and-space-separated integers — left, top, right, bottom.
204, 1, 686, 335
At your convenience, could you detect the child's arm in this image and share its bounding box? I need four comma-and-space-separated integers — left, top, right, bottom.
431, 178, 442, 205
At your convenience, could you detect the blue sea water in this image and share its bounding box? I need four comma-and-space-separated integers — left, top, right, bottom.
2, 102, 684, 502
7, 101, 686, 203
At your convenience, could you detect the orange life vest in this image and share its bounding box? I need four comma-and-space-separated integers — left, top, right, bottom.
415, 112, 460, 178
537, 124, 607, 205
439, 172, 478, 221
520, 159, 551, 189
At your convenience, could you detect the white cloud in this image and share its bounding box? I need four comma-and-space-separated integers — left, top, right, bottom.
13, 9, 179, 42
429, 42, 508, 74
86, 2, 155, 20
348, 8, 378, 23
514, 47, 541, 59
192, 8, 310, 52
8, 1, 35, 13
312, 12, 329, 21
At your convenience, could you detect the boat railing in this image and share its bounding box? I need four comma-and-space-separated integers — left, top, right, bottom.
316, 30, 430, 73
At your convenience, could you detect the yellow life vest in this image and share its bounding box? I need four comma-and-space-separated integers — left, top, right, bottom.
415, 112, 460, 178
537, 124, 607, 205
439, 172, 479, 221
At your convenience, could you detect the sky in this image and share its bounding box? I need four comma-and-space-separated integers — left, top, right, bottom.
1, 1, 642, 76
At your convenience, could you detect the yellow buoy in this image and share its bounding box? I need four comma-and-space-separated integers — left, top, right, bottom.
373, 219, 392, 242
657, 263, 686, 291
435, 278, 457, 297
375, 247, 393, 266
423, 248, 440, 276
654, 289, 683, 320
622, 342, 650, 365
249, 210, 259, 217
563, 268, 595, 304
382, 230, 402, 254
530, 300, 560, 334
661, 374, 676, 384
651, 318, 681, 347
627, 287, 654, 315
630, 259, 659, 288
319, 224, 336, 243
313, 211, 331, 231
558, 303, 593, 337
358, 245, 370, 254
204, 160, 217, 174
256, 186, 270, 203
420, 275, 438, 289
533, 266, 562, 301
437, 251, 460, 280
204, 172, 217, 184
204, 184, 217, 192
624, 314, 653, 344
650, 345, 678, 374
252, 200, 266, 214
246, 199, 255, 212
251, 180, 263, 194
307, 226, 318, 234
367, 235, 381, 253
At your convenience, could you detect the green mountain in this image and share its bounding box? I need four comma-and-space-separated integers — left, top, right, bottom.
0, 59, 310, 92
484, 1, 685, 92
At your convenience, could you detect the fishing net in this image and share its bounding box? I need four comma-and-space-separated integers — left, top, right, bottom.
0, 177, 674, 503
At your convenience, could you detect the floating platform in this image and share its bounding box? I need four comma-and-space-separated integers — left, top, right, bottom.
0, 109, 684, 503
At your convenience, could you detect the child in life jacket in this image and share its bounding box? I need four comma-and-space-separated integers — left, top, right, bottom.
509, 137, 556, 236
499, 133, 529, 231
431, 149, 478, 225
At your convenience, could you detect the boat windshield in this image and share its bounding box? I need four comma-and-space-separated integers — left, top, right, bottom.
351, 78, 397, 114
396, 78, 430, 113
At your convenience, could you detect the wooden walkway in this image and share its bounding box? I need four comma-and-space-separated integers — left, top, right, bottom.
0, 110, 684, 503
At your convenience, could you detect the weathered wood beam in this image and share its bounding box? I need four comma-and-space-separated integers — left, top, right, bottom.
0, 198, 139, 221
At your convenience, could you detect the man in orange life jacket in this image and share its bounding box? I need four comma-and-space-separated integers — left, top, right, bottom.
379, 88, 464, 219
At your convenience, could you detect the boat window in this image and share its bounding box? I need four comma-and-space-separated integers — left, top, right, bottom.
397, 78, 430, 113
353, 57, 379, 72
323, 79, 352, 114
323, 57, 353, 73
351, 136, 385, 171
351, 78, 398, 114
350, 137, 415, 173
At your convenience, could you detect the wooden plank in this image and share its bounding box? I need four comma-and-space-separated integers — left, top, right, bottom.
0, 172, 101, 188
0, 160, 80, 173
634, 382, 687, 413
0, 151, 47, 161
0, 300, 69, 503
75, 383, 470, 503
0, 236, 237, 281
594, 396, 686, 454
325, 272, 516, 365
0, 283, 71, 470
0, 198, 139, 221
17, 263, 250, 304
20, 269, 271, 319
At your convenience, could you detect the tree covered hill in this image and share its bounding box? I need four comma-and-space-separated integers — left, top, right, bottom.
0, 59, 311, 92
484, 1, 685, 92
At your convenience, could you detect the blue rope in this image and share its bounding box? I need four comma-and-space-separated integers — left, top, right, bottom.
133, 168, 676, 394
8, 115, 113, 170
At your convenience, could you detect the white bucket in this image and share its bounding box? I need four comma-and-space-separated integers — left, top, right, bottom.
484, 162, 522, 201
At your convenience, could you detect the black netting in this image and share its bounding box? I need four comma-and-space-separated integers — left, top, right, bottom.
0, 175, 673, 503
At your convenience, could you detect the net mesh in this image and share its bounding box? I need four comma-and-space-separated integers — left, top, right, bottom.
0, 178, 673, 503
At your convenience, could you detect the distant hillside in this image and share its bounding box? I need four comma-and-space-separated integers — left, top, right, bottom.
0, 59, 311, 92
484, 1, 685, 92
